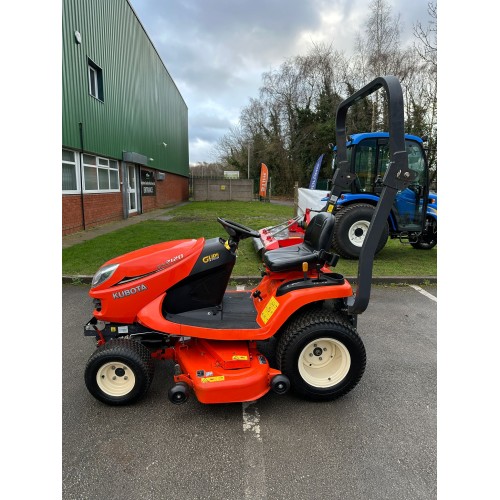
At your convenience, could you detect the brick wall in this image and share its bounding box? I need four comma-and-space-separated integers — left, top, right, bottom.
141, 169, 189, 210
62, 170, 189, 236
62, 192, 123, 235
62, 196, 86, 235
157, 172, 189, 206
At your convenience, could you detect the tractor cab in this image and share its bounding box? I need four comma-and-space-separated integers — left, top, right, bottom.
333, 132, 429, 233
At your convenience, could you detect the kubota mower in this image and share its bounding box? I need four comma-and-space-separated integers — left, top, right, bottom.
83, 76, 415, 406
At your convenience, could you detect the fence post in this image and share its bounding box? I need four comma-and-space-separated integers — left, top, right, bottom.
293, 181, 299, 216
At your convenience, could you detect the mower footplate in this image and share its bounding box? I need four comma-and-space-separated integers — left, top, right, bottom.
174, 339, 281, 404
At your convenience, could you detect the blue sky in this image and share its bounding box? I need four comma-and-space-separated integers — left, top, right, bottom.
128, 0, 431, 164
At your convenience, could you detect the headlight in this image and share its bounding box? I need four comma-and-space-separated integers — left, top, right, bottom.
91, 263, 119, 288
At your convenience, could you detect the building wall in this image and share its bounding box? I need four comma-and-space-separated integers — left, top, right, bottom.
62, 0, 189, 176
140, 169, 189, 212
62, 192, 123, 236
63, 170, 188, 236
62, 0, 190, 236
155, 172, 190, 207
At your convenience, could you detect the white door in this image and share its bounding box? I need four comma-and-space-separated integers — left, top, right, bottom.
127, 164, 138, 214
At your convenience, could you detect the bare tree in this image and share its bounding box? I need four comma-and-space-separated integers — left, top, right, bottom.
412, 2, 437, 185
215, 1, 438, 195
414, 2, 437, 69
355, 0, 408, 131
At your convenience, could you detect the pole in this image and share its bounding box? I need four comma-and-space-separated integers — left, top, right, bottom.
78, 122, 86, 230
247, 143, 250, 179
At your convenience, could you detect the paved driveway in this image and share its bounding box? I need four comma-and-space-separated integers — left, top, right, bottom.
63, 284, 437, 500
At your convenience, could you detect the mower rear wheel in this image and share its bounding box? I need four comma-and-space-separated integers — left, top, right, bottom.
276, 309, 366, 401
84, 339, 155, 406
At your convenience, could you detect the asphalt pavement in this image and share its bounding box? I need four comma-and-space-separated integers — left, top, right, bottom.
62, 283, 437, 500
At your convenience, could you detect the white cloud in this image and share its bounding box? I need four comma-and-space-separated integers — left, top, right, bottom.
130, 0, 431, 163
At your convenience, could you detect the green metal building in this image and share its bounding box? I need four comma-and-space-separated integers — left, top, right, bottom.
62, 0, 189, 235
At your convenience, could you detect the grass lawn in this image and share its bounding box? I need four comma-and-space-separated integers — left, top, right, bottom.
62, 200, 437, 277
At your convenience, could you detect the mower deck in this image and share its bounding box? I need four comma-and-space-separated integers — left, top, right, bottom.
172, 338, 280, 404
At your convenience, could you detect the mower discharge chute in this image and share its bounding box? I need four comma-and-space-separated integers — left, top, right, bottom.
83, 75, 414, 406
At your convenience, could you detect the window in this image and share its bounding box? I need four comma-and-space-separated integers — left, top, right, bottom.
88, 58, 104, 101
62, 149, 80, 193
406, 140, 427, 185
354, 138, 377, 192
83, 154, 120, 193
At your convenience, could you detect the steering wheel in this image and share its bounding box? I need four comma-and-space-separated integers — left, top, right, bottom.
217, 217, 260, 240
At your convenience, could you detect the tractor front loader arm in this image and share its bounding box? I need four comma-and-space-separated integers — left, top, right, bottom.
329, 76, 415, 315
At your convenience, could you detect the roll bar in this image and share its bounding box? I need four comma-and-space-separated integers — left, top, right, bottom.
325, 76, 415, 315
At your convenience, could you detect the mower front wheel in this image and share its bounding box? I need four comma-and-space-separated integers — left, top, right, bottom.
276, 310, 366, 401
84, 339, 155, 406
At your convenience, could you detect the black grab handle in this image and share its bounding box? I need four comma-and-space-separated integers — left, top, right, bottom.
326, 76, 415, 315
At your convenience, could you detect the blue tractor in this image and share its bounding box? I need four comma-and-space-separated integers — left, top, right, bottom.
329, 132, 437, 259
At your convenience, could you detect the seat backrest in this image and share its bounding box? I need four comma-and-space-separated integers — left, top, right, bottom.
303, 212, 335, 251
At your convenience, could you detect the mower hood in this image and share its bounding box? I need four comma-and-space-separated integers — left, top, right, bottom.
91, 238, 203, 290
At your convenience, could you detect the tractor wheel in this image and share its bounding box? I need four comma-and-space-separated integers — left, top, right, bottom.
411, 217, 437, 250
332, 204, 389, 259
276, 309, 366, 401
84, 339, 155, 406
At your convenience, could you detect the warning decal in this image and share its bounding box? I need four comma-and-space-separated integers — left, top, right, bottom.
201, 376, 225, 383
260, 296, 280, 324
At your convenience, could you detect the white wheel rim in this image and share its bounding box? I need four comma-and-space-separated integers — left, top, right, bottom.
298, 338, 351, 388
348, 220, 370, 247
97, 361, 136, 397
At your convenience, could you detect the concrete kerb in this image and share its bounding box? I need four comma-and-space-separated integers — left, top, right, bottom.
63, 275, 437, 286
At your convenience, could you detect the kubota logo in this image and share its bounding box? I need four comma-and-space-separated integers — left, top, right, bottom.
112, 284, 148, 299
202, 253, 219, 264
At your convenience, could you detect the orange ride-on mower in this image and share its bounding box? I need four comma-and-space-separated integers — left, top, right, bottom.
83, 76, 415, 406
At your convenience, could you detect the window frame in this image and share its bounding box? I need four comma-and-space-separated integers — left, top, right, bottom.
82, 154, 120, 194
87, 58, 104, 102
353, 137, 377, 193
62, 149, 81, 194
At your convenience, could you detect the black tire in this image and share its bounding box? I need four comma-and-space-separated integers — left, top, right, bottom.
332, 204, 389, 259
276, 309, 366, 401
84, 339, 155, 406
411, 217, 437, 250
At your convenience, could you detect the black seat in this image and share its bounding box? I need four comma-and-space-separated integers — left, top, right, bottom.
263, 212, 336, 272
